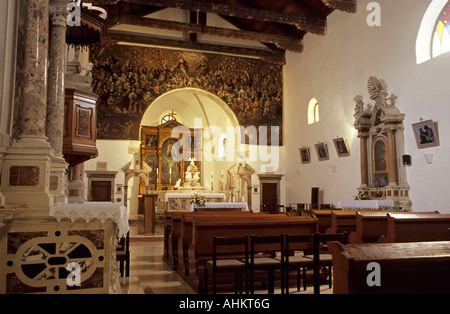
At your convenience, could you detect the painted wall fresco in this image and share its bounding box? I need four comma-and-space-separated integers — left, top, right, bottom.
90, 44, 283, 144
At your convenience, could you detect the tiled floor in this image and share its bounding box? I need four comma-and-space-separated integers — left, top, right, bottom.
119, 239, 196, 294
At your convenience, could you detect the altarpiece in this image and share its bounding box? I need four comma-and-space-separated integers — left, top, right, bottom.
354, 77, 411, 210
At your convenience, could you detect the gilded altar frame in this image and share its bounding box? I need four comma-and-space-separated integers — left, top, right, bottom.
140, 121, 202, 193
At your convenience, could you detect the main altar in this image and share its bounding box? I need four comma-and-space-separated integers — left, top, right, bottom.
136, 121, 255, 215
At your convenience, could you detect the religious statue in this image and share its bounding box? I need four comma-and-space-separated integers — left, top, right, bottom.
185, 160, 201, 188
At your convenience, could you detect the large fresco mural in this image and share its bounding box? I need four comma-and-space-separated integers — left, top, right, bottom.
90, 44, 283, 144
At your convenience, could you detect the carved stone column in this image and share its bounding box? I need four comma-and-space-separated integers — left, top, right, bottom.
1, 0, 55, 214
0, 0, 20, 207
19, 0, 50, 138
47, 4, 69, 203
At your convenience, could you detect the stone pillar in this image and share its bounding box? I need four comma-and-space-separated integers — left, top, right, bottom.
1, 0, 55, 214
47, 4, 69, 203
0, 0, 20, 207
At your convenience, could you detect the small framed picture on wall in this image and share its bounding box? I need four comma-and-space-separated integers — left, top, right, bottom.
315, 143, 329, 161
299, 147, 311, 164
412, 120, 440, 149
333, 137, 350, 157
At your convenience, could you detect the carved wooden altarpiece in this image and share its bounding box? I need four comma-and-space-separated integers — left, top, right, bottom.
354, 77, 411, 210
139, 121, 202, 193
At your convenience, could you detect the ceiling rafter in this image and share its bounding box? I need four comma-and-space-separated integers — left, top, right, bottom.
119, 0, 328, 35
108, 15, 304, 52
322, 0, 357, 13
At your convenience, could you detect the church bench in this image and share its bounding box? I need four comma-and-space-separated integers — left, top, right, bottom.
378, 213, 450, 243
311, 209, 333, 233
348, 211, 437, 244
329, 241, 450, 294
187, 215, 318, 292
326, 210, 387, 235
176, 212, 269, 275
165, 211, 259, 269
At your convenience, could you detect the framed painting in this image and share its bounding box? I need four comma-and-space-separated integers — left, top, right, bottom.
333, 137, 350, 157
315, 143, 329, 161
412, 120, 440, 149
299, 147, 311, 164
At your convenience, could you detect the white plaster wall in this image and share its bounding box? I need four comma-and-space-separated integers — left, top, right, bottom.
284, 0, 450, 213
84, 140, 141, 215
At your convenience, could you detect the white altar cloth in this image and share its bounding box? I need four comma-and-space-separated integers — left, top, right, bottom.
337, 200, 395, 210
188, 202, 249, 212
165, 192, 226, 202
50, 202, 129, 238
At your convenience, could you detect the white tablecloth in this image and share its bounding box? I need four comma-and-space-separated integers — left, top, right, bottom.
165, 192, 226, 202
50, 202, 129, 238
188, 202, 249, 212
337, 200, 395, 210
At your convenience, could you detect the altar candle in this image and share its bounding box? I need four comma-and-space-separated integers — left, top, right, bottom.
222, 169, 224, 175
170, 168, 172, 175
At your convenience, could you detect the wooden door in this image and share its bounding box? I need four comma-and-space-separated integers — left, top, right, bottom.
262, 183, 278, 214
311, 187, 319, 209
91, 181, 111, 202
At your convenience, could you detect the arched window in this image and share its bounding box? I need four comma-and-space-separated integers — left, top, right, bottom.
161, 110, 178, 124
416, 0, 450, 64
432, 3, 450, 58
308, 98, 319, 124
314, 103, 320, 123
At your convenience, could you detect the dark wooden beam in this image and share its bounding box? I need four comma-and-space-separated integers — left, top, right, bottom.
120, 0, 327, 35
108, 15, 304, 52
106, 30, 287, 64
322, 0, 357, 13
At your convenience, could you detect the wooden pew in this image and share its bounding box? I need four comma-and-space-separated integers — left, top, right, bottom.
166, 211, 258, 269
311, 209, 333, 233
187, 215, 318, 292
326, 210, 388, 235
329, 241, 450, 294
348, 211, 437, 244
379, 213, 450, 243
176, 212, 270, 276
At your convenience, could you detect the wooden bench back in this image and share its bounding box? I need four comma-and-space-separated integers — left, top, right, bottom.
349, 211, 436, 244
327, 210, 387, 234
191, 215, 318, 256
380, 213, 450, 243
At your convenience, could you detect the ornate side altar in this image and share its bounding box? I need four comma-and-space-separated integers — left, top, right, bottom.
353, 77, 411, 211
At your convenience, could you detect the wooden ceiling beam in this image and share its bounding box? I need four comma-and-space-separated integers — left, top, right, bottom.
106, 31, 287, 64
322, 0, 357, 13
108, 15, 304, 52
120, 0, 327, 35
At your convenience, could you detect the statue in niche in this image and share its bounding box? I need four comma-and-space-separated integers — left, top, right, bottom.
185, 159, 201, 188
